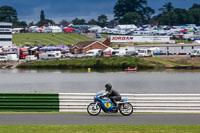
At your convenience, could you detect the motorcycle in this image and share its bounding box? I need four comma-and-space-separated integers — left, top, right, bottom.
87, 91, 133, 116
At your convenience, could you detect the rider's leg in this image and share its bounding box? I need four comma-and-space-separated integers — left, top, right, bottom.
110, 97, 117, 107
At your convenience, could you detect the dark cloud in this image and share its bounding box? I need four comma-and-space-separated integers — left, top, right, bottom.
1, 0, 200, 23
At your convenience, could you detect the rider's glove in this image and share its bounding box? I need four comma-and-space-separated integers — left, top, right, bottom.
99, 96, 104, 99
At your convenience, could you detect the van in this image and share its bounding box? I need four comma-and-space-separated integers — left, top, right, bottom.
138, 49, 153, 57
39, 51, 61, 60
190, 49, 200, 57
7, 54, 19, 61
26, 55, 37, 62
85, 49, 103, 57
19, 48, 29, 59
112, 49, 126, 57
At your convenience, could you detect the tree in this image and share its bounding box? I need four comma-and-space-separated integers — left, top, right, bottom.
143, 7, 155, 23
40, 10, 45, 21
97, 14, 108, 27
0, 6, 18, 23
72, 18, 86, 25
107, 19, 118, 28
114, 0, 154, 24
119, 12, 142, 26
188, 4, 200, 25
28, 21, 34, 27
14, 21, 27, 28
59, 19, 69, 26
188, 8, 200, 25
37, 19, 55, 27
36, 10, 55, 26
88, 19, 98, 25
159, 2, 174, 13
154, 8, 192, 26
173, 8, 190, 25
190, 3, 200, 10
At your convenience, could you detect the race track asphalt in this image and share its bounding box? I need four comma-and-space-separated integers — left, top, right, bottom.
0, 113, 200, 125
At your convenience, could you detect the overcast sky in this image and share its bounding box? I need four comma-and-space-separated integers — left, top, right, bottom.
1, 0, 200, 23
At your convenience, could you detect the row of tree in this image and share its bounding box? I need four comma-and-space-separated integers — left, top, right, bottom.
0, 6, 27, 28
1, 0, 200, 28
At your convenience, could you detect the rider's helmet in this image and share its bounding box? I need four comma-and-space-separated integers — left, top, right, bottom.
105, 83, 112, 92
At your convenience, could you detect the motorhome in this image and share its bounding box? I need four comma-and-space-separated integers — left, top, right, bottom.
190, 49, 200, 57
39, 51, 61, 60
85, 49, 103, 57
138, 49, 153, 57
25, 55, 37, 62
112, 49, 126, 57
7, 54, 19, 61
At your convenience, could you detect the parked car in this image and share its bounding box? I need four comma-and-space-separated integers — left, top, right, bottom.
154, 51, 165, 55
190, 49, 200, 57
74, 54, 85, 58
125, 51, 138, 57
85, 49, 103, 57
96, 33, 101, 38
0, 55, 8, 62
65, 53, 75, 58
39, 51, 61, 60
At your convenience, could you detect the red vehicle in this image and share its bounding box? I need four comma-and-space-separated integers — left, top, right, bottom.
19, 48, 29, 59
64, 27, 75, 33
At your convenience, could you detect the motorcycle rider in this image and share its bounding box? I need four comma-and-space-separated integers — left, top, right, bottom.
101, 83, 121, 108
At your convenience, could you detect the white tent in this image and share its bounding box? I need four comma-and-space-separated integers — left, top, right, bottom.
28, 26, 39, 32
49, 26, 62, 33
12, 28, 24, 33
89, 26, 102, 33
149, 47, 161, 52
115, 25, 137, 30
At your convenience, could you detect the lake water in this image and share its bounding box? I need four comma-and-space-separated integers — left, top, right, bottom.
0, 69, 200, 94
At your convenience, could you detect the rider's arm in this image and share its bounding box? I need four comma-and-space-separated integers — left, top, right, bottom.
103, 91, 112, 97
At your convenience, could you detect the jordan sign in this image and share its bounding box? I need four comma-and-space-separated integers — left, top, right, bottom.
110, 35, 170, 43
110, 36, 134, 42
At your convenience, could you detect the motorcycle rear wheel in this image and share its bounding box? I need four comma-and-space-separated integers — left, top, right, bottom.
87, 103, 101, 116
119, 103, 133, 116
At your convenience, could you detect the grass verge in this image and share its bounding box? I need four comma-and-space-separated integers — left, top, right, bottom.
13, 33, 92, 46
143, 57, 185, 67
0, 125, 200, 133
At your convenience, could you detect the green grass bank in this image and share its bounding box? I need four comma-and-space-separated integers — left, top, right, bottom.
13, 33, 93, 46
17, 57, 155, 70
0, 125, 200, 133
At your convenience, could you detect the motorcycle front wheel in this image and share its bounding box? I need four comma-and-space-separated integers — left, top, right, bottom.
119, 103, 133, 116
87, 103, 101, 116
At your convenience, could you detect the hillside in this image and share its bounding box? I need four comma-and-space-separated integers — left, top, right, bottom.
12, 33, 93, 46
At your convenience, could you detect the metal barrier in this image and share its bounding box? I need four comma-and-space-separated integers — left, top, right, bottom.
1, 93, 200, 113
0, 93, 59, 112
59, 93, 200, 113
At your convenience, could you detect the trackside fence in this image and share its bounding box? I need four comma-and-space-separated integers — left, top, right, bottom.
1, 93, 200, 113
59, 93, 200, 113
0, 93, 59, 112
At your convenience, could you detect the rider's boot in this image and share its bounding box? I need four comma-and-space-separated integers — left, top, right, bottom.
113, 104, 119, 111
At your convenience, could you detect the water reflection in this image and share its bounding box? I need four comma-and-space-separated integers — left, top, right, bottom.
0, 69, 200, 94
